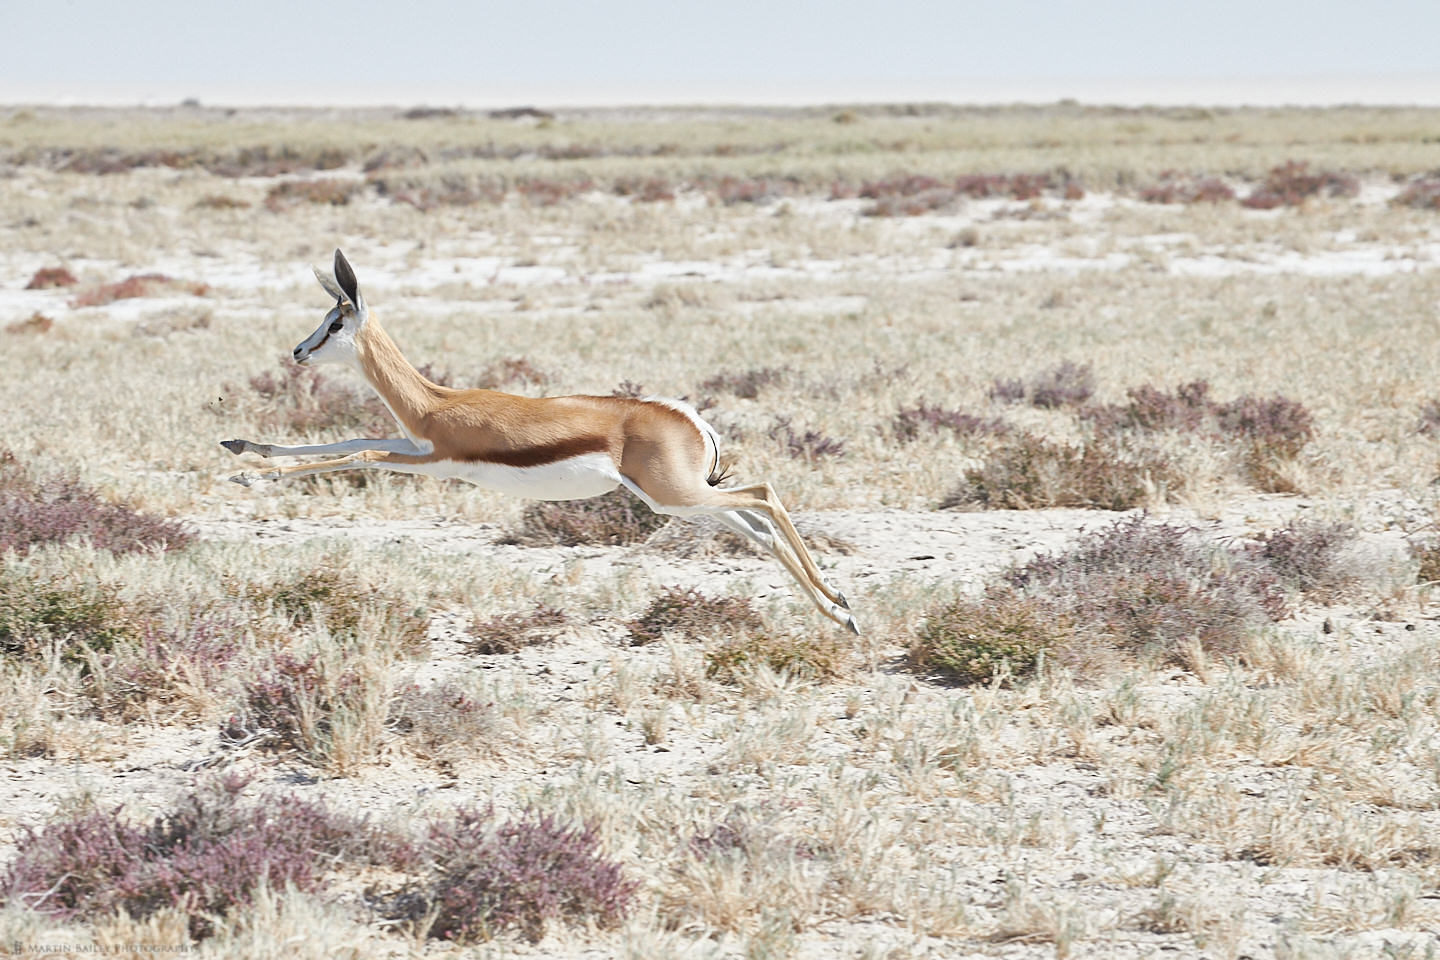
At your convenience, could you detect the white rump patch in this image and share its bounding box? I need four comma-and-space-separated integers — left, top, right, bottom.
642, 396, 721, 479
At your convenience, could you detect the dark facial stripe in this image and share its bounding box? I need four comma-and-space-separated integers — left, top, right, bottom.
465, 435, 611, 468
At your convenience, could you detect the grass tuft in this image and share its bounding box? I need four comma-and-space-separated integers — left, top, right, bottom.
468, 605, 568, 654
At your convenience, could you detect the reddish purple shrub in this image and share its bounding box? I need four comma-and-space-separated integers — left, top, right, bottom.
1082, 380, 1214, 434
998, 515, 1288, 661
228, 651, 364, 753
1244, 518, 1357, 601
767, 416, 846, 461
891, 401, 1010, 443
69, 274, 209, 308
382, 807, 635, 943
1214, 393, 1314, 458
699, 366, 790, 399
0, 451, 191, 557
1394, 177, 1440, 211
25, 266, 77, 289
1139, 172, 1236, 204
1242, 161, 1359, 209
263, 178, 362, 212
1027, 361, 1095, 409
0, 775, 388, 939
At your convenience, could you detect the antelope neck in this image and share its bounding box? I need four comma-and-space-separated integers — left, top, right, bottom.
354, 318, 444, 434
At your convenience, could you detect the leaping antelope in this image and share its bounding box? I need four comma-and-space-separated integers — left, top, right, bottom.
222, 250, 858, 633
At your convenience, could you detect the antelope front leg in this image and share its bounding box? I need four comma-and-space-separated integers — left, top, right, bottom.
228, 449, 433, 486
221, 437, 430, 458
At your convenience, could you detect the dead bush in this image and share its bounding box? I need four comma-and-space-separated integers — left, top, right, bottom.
941, 433, 1179, 511
468, 605, 568, 654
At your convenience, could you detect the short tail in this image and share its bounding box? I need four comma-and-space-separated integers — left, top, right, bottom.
707, 457, 733, 487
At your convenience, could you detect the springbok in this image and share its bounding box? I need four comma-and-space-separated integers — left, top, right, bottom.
222, 250, 858, 633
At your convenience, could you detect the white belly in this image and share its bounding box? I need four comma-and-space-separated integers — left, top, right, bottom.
435, 452, 624, 501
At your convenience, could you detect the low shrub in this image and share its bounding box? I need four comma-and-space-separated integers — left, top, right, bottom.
705, 629, 851, 682
226, 646, 391, 770
1082, 380, 1214, 434
502, 489, 669, 546
0, 567, 138, 660
87, 615, 244, 720
0, 451, 191, 556
263, 178, 363, 212
910, 592, 1078, 684
1241, 161, 1359, 209
69, 274, 209, 308
1393, 176, 1440, 211
475, 356, 547, 390
379, 807, 636, 943
1083, 382, 1315, 492
1244, 518, 1358, 602
626, 586, 764, 645
912, 517, 1299, 683
0, 775, 389, 939
468, 605, 567, 654
890, 401, 1010, 443
1004, 516, 1285, 658
989, 361, 1094, 408
941, 433, 1178, 511
1138, 172, 1235, 204
25, 266, 77, 289
699, 367, 790, 400
239, 361, 394, 436
4, 312, 53, 335
244, 564, 428, 648
767, 416, 846, 461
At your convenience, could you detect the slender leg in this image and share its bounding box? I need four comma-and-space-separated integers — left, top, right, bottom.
713, 511, 859, 634
221, 437, 430, 458
229, 450, 436, 486
617, 475, 857, 633
716, 483, 849, 609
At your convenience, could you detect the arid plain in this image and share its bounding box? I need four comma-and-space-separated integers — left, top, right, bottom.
3, 103, 1440, 957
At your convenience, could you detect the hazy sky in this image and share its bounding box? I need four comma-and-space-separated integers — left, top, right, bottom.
6, 0, 1440, 107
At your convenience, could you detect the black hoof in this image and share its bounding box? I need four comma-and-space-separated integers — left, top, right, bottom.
220, 439, 245, 455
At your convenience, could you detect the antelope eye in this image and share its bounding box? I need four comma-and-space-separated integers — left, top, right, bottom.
328, 319, 344, 333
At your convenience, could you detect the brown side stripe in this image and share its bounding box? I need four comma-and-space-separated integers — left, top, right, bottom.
463, 435, 611, 468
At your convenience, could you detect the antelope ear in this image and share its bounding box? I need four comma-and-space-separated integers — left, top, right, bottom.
314, 265, 345, 302
333, 249, 362, 308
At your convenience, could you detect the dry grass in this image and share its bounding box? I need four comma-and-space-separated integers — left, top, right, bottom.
1, 103, 1440, 957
